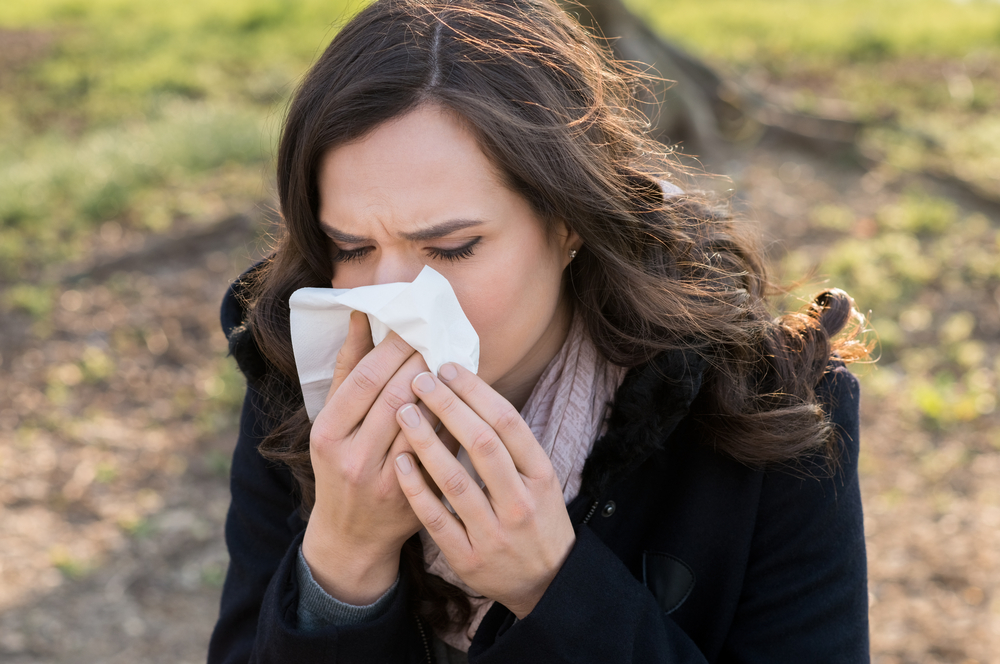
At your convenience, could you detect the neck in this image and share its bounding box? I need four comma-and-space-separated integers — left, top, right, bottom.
491, 292, 575, 411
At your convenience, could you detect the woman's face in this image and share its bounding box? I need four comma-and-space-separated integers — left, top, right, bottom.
317, 104, 578, 409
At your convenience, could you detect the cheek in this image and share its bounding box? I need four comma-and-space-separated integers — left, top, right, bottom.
465, 305, 525, 385
453, 250, 564, 383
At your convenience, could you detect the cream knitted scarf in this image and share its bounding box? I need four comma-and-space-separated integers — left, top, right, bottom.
419, 311, 627, 651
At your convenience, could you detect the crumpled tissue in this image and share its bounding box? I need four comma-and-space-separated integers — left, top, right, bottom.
289, 266, 483, 505
288, 265, 480, 422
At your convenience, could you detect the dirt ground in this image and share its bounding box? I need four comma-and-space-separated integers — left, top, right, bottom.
0, 135, 997, 663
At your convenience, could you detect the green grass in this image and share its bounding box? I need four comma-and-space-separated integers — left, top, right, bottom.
627, 0, 1000, 65
779, 193, 999, 427
0, 103, 275, 280
0, 0, 361, 127
0, 0, 360, 283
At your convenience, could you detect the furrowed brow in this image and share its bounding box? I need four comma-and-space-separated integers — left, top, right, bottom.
400, 219, 484, 241
320, 219, 484, 244
319, 224, 369, 245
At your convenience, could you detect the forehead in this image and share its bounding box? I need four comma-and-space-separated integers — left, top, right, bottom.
317, 105, 509, 231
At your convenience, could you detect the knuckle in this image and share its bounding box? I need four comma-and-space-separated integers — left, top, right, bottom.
537, 466, 558, 488
309, 426, 337, 451
460, 378, 487, 403
380, 382, 413, 413
542, 464, 559, 485
334, 343, 356, 370
493, 404, 522, 435
469, 427, 502, 458
442, 469, 470, 497
401, 479, 425, 499
437, 392, 462, 417
508, 498, 536, 525
409, 431, 435, 451
349, 363, 381, 394
386, 334, 413, 357
424, 508, 451, 533
338, 458, 367, 486
463, 552, 485, 575
373, 470, 399, 500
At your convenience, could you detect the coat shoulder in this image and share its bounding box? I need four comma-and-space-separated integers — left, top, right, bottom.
220, 261, 270, 384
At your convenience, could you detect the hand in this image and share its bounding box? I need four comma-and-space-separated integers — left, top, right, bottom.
302, 311, 436, 605
392, 363, 576, 619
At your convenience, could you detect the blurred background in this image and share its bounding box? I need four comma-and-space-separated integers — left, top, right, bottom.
0, 0, 997, 662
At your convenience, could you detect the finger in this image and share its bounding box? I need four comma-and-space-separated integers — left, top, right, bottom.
314, 330, 416, 440
387, 445, 446, 503
434, 364, 552, 481
381, 402, 439, 485
385, 401, 438, 457
396, 402, 497, 534
351, 351, 431, 457
362, 426, 442, 509
326, 310, 375, 405
410, 371, 525, 503
394, 452, 472, 557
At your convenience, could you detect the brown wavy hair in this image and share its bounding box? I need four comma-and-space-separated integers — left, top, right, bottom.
240, 0, 868, 633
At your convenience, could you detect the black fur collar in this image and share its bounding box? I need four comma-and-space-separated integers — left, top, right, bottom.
579, 350, 707, 500
221, 263, 269, 385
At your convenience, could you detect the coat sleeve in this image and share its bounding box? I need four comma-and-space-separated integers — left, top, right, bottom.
207, 384, 431, 664
717, 365, 869, 662
207, 384, 302, 663
468, 366, 868, 663
208, 279, 430, 663
468, 524, 712, 664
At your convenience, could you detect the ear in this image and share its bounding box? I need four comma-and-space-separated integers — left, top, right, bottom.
552, 218, 581, 268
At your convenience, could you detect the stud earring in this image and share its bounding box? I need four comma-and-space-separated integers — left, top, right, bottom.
569, 249, 578, 260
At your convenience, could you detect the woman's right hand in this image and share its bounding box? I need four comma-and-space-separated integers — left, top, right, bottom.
301, 311, 431, 605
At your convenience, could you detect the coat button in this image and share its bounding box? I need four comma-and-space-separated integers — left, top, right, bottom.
601, 500, 616, 517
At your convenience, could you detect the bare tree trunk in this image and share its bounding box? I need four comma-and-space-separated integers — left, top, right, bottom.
568, 0, 863, 164
569, 0, 731, 160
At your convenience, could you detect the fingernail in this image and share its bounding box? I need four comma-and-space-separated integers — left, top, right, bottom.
439, 363, 458, 382
395, 453, 413, 474
413, 372, 435, 394
399, 404, 421, 428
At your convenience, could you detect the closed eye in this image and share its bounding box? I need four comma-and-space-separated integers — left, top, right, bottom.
331, 237, 481, 264
426, 237, 480, 262
331, 245, 373, 264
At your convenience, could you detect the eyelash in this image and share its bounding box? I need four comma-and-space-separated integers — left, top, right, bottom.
427, 238, 480, 262
331, 246, 372, 264
332, 238, 481, 264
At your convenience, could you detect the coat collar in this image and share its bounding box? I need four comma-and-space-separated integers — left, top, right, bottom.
221, 260, 269, 384
579, 349, 707, 500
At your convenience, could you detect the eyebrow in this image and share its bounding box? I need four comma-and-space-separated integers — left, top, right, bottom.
320, 219, 485, 244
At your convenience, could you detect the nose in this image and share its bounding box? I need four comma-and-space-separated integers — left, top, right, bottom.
371, 253, 424, 286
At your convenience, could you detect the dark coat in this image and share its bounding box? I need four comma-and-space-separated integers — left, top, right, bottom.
208, 276, 869, 664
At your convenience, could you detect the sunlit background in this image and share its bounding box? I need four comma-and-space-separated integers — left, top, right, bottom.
1, 1, 998, 662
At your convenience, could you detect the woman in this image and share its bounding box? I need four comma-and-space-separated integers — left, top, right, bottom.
209, 0, 871, 661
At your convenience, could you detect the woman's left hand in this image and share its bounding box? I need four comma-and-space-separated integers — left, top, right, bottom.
393, 362, 576, 619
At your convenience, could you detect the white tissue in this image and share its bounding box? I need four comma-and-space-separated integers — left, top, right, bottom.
289, 265, 480, 422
